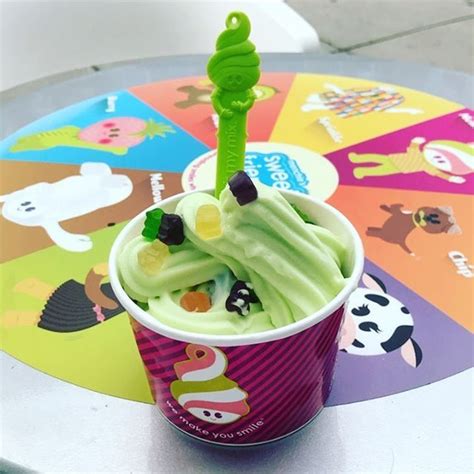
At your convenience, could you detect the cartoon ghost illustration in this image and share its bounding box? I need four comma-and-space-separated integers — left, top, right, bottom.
9, 117, 175, 155
349, 138, 474, 183
0, 162, 132, 252
301, 84, 422, 117
170, 344, 250, 424
340, 273, 423, 367
366, 203, 461, 255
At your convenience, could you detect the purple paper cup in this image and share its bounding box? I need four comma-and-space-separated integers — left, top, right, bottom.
109, 189, 364, 446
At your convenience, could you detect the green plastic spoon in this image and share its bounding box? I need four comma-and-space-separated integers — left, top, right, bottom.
207, 11, 261, 197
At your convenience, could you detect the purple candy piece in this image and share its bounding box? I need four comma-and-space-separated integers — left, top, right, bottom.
158, 214, 185, 245
228, 171, 258, 206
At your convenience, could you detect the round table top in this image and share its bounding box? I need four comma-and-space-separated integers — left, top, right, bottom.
1, 53, 473, 473
2, 53, 473, 138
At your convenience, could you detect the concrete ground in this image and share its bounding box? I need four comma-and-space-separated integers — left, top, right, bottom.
288, 0, 474, 73
0, 0, 472, 102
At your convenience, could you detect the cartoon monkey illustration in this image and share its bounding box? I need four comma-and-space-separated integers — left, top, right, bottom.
175, 85, 213, 109
175, 84, 278, 109
340, 273, 422, 368
367, 204, 461, 255
1, 263, 123, 332
349, 138, 473, 183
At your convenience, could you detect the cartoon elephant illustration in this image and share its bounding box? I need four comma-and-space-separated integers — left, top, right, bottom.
0, 162, 132, 252
340, 273, 423, 368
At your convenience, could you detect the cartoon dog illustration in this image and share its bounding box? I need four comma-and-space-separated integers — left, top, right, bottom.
171, 344, 250, 424
349, 138, 473, 183
301, 83, 422, 118
1, 263, 123, 332
340, 273, 422, 367
366, 204, 461, 255
0, 162, 132, 252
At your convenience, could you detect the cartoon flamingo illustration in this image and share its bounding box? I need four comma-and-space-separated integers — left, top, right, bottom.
170, 344, 250, 424
9, 117, 175, 156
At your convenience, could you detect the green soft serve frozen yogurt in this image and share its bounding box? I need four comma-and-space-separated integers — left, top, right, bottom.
118, 177, 348, 335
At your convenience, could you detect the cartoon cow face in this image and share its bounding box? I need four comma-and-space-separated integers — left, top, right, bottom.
340, 273, 422, 367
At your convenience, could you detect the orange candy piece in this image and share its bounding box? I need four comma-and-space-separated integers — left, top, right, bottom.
180, 291, 212, 312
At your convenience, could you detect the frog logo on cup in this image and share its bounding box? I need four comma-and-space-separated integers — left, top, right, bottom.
182, 142, 339, 201
170, 344, 250, 424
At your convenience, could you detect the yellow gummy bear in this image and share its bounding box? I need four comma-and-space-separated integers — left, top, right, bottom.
137, 240, 170, 275
195, 204, 223, 240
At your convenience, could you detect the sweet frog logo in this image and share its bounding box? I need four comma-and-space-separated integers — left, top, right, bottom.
244, 151, 310, 194
170, 344, 250, 424
181, 142, 338, 201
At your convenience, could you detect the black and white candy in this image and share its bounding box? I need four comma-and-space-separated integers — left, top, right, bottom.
225, 281, 259, 316
340, 273, 423, 368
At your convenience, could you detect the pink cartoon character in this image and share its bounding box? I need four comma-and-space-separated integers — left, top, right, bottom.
349, 138, 473, 183
10, 117, 175, 156
171, 344, 250, 424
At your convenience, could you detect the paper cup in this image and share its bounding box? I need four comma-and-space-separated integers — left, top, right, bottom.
109, 189, 364, 446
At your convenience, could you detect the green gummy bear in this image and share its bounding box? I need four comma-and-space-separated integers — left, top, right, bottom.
142, 208, 164, 241
207, 11, 261, 197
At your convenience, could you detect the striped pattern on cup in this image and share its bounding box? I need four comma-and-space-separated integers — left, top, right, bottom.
130, 306, 344, 445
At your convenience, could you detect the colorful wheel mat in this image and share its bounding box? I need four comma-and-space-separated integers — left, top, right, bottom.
0, 73, 472, 406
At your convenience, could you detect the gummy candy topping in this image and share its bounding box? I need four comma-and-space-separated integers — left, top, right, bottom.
142, 208, 164, 241
195, 204, 223, 240
180, 291, 212, 312
118, 174, 348, 335
137, 240, 169, 275
158, 214, 185, 246
228, 171, 258, 205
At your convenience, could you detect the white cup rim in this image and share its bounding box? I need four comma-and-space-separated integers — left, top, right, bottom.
109, 188, 364, 347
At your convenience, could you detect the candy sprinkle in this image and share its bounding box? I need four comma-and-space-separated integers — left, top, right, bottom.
196, 204, 223, 240
158, 214, 185, 245
228, 171, 258, 206
142, 208, 164, 240
180, 291, 212, 312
